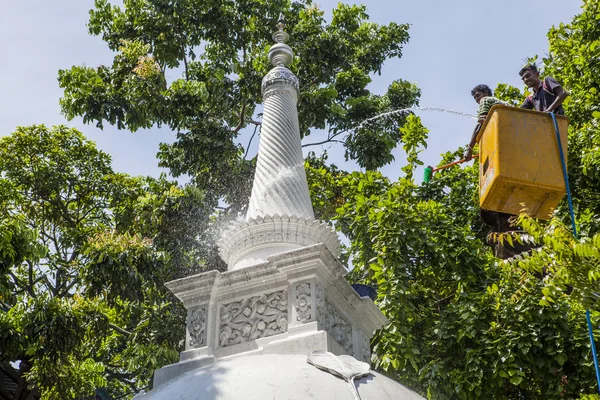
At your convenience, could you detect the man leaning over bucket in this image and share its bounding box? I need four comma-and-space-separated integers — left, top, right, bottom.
519, 64, 569, 115
464, 84, 507, 162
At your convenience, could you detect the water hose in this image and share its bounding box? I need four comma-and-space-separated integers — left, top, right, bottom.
550, 112, 577, 237
423, 154, 478, 183
550, 111, 600, 393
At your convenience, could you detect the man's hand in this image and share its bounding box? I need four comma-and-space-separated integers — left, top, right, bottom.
464, 146, 473, 161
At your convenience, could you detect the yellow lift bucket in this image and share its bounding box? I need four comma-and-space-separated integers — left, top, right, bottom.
476, 105, 569, 220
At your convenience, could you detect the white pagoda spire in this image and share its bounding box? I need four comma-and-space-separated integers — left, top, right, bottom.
246, 14, 314, 220
219, 15, 339, 270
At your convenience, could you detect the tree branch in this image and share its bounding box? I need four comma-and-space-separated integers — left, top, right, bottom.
302, 139, 344, 148
8, 271, 36, 298
183, 50, 189, 80
109, 323, 133, 336
232, 42, 252, 134
41, 274, 57, 296
51, 224, 63, 260
107, 371, 135, 380
68, 248, 80, 263
28, 260, 34, 292
244, 124, 260, 159
0, 301, 10, 312
231, 99, 247, 134
434, 293, 455, 304
301, 129, 348, 148
61, 277, 79, 296
53, 197, 77, 228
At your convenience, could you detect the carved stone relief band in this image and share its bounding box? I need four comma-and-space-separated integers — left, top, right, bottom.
219, 290, 288, 347
294, 282, 312, 322
324, 301, 353, 354
261, 67, 299, 94
187, 306, 207, 348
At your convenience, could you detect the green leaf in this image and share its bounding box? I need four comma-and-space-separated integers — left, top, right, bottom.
510, 375, 523, 386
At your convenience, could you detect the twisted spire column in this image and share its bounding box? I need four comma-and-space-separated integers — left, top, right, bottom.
219, 15, 339, 270
246, 22, 314, 219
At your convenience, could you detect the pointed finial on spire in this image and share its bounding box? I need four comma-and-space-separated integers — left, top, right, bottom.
272, 12, 289, 44
268, 12, 293, 67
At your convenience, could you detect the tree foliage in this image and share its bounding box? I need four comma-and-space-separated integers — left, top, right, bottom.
58, 0, 420, 214
7, 0, 600, 399
2, 2, 422, 398
305, 119, 600, 398
304, 2, 600, 395
544, 0, 600, 234
0, 125, 215, 399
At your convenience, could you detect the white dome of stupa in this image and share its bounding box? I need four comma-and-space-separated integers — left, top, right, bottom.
134, 354, 423, 400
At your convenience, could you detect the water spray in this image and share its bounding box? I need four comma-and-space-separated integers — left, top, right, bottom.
355, 106, 476, 132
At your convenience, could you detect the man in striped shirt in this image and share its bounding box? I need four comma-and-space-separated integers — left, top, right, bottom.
464, 84, 507, 161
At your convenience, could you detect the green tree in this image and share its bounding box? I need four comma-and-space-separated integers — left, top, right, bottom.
493, 83, 524, 106
304, 117, 600, 398
350, 2, 600, 395
48, 0, 600, 398
328, 3, 600, 397
0, 125, 214, 399
544, 0, 600, 234
488, 0, 600, 316
58, 0, 420, 213
481, 0, 600, 321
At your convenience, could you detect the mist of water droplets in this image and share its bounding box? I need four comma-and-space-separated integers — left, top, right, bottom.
355, 106, 476, 132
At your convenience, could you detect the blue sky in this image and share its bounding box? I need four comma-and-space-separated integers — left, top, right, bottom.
0, 0, 582, 182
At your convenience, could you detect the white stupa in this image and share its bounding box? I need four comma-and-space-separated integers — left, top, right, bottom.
135, 15, 424, 400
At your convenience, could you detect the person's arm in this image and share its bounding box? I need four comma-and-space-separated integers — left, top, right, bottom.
543, 76, 569, 112
545, 87, 569, 112
464, 117, 485, 161
465, 97, 493, 160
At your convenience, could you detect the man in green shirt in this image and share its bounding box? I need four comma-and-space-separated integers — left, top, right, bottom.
464, 84, 507, 161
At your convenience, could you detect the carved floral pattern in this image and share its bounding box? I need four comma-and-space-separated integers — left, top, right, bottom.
187, 306, 207, 348
294, 283, 312, 322
310, 283, 353, 353
219, 290, 288, 347
324, 301, 354, 354
261, 67, 299, 93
